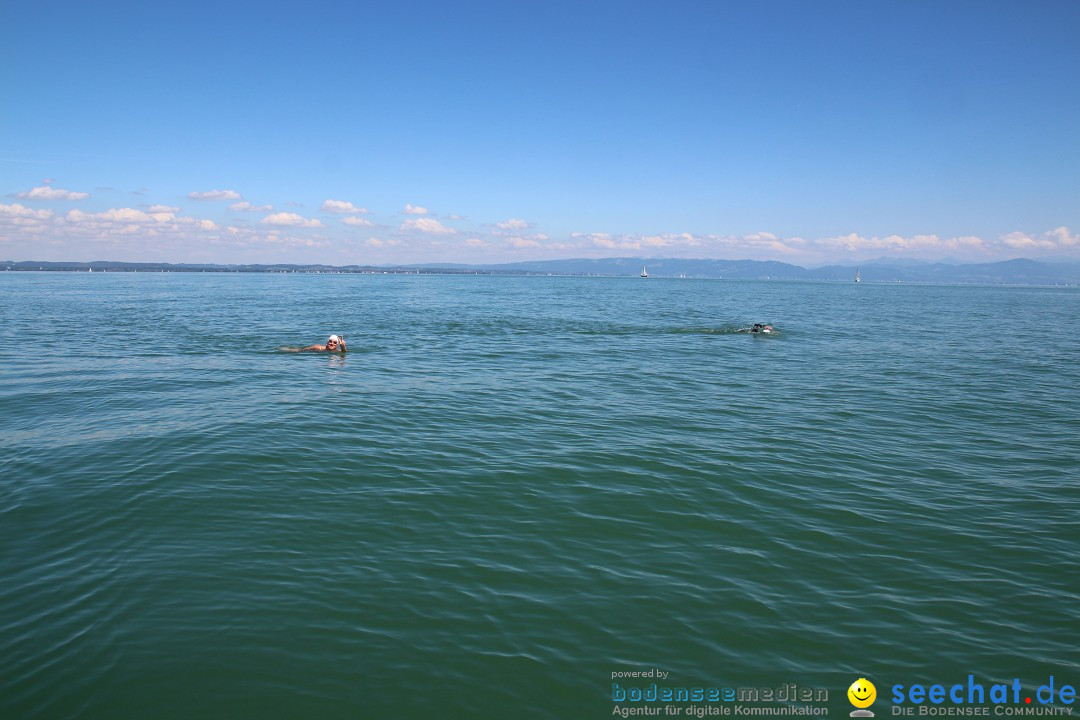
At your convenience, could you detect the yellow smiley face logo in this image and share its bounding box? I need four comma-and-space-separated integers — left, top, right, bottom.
848, 678, 876, 708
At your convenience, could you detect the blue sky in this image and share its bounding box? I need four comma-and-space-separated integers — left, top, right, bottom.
2, 0, 1078, 265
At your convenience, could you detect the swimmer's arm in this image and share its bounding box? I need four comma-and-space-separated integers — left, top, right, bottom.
301, 344, 326, 352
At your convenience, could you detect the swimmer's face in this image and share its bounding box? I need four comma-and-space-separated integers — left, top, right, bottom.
326, 339, 338, 349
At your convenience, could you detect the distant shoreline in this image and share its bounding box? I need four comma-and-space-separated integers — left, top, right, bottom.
3, 257, 1079, 284
2, 263, 525, 276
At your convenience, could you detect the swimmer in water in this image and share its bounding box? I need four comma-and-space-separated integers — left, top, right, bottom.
301, 334, 347, 352
750, 324, 775, 334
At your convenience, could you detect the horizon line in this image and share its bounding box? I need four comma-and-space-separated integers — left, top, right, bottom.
4, 255, 1075, 269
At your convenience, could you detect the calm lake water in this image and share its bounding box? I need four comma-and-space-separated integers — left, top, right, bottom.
2, 272, 1078, 719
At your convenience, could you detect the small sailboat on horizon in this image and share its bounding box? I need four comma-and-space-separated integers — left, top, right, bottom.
640, 265, 649, 278
855, 267, 861, 283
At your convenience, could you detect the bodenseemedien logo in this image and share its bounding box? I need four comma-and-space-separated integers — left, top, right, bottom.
609, 670, 830, 717
849, 678, 877, 717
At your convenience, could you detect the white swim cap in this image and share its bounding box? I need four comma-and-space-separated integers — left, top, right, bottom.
328, 335, 341, 343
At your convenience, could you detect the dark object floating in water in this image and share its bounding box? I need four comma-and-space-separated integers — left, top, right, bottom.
750, 323, 777, 335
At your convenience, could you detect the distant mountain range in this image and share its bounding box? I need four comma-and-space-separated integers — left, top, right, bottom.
471, 257, 1080, 284
4, 257, 1080, 285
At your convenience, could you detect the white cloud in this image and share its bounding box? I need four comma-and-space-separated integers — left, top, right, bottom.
364, 237, 402, 248
259, 212, 324, 228
821, 233, 867, 251
321, 199, 367, 214
1047, 226, 1078, 246
640, 235, 673, 248
61, 207, 219, 230
570, 230, 807, 256
99, 208, 154, 222
0, 203, 54, 236
818, 232, 988, 255
731, 232, 801, 254
401, 217, 455, 235
229, 201, 273, 212
0, 203, 54, 219
496, 218, 529, 230
224, 224, 329, 248
24, 206, 222, 246
507, 237, 540, 248
147, 205, 180, 214
188, 189, 242, 201
361, 237, 400, 247
948, 236, 984, 249
565, 229, 1032, 261
16, 185, 90, 201
403, 204, 429, 215
822, 233, 918, 251
576, 231, 698, 251
1000, 231, 1053, 250
65, 208, 151, 224
342, 216, 374, 227
572, 232, 614, 248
